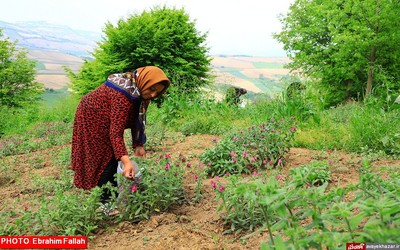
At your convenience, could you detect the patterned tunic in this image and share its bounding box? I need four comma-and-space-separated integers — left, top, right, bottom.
71, 84, 144, 190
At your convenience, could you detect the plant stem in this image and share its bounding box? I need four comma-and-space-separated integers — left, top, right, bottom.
261, 206, 275, 247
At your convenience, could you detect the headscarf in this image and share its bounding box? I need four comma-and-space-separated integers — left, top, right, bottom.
135, 66, 170, 99
105, 66, 170, 101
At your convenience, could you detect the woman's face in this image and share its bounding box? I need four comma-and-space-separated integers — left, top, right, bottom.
141, 83, 165, 100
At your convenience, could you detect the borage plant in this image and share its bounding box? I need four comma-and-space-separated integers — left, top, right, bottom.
115, 153, 186, 222
200, 117, 297, 177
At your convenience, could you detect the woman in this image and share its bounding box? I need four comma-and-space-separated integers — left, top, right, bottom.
71, 66, 170, 202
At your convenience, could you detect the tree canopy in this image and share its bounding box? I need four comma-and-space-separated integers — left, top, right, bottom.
274, 0, 400, 106
67, 6, 211, 96
0, 30, 43, 108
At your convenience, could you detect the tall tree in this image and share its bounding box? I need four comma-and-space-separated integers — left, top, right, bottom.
274, 0, 400, 106
0, 30, 43, 108
67, 5, 211, 96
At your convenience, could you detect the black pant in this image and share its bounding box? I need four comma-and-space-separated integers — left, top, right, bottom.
97, 158, 118, 203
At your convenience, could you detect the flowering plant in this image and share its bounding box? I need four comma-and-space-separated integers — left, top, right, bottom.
115, 153, 185, 221
200, 117, 297, 177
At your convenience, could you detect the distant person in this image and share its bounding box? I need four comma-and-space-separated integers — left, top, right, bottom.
71, 66, 170, 206
224, 86, 247, 106
286, 81, 306, 98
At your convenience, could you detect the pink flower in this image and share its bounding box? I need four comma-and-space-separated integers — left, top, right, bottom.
251, 157, 256, 162
181, 157, 186, 162
269, 160, 274, 165
164, 153, 171, 159
131, 184, 137, 193
328, 160, 333, 165
230, 150, 235, 156
278, 159, 283, 165
212, 137, 217, 141
194, 174, 198, 181
186, 162, 192, 167
290, 126, 297, 132
211, 180, 217, 189
263, 160, 267, 165
232, 157, 236, 163
243, 151, 248, 158
215, 176, 220, 181
165, 163, 170, 170
218, 185, 225, 192
253, 171, 261, 176
276, 174, 282, 180
225, 171, 230, 176
207, 163, 212, 167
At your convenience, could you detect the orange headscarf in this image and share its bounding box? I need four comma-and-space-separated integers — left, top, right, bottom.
136, 66, 170, 99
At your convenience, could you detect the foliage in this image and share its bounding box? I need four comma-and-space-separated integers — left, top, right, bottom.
296, 101, 400, 156
0, 29, 44, 108
114, 153, 186, 222
290, 160, 331, 187
274, 0, 400, 106
200, 118, 297, 177
0, 121, 72, 156
67, 5, 211, 96
213, 160, 400, 249
154, 89, 245, 135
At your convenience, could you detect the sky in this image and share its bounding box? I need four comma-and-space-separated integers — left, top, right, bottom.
0, 0, 294, 57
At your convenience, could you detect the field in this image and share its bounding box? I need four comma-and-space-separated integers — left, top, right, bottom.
28, 49, 83, 90
28, 50, 290, 95
2, 51, 399, 249
211, 56, 290, 94
1, 127, 399, 249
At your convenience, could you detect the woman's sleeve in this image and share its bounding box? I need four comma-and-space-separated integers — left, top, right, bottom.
109, 92, 132, 160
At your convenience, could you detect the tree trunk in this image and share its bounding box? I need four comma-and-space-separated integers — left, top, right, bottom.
366, 46, 376, 100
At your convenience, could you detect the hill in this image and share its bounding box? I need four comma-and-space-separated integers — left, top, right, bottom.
0, 20, 99, 57
1, 21, 290, 93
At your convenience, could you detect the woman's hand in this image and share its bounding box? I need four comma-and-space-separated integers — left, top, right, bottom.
120, 155, 134, 179
134, 146, 146, 158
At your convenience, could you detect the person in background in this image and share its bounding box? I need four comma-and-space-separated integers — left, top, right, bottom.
71, 66, 170, 204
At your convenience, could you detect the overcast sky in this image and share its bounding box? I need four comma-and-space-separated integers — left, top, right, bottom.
0, 0, 294, 57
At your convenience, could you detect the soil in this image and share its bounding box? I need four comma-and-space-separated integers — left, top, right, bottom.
1, 134, 399, 250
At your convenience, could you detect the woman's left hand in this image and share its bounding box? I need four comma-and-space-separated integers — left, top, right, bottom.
134, 146, 146, 158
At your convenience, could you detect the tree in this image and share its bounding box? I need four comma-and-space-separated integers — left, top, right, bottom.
0, 30, 43, 108
274, 0, 400, 106
67, 5, 211, 96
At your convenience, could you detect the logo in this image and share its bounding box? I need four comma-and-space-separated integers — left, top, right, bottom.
346, 243, 366, 250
